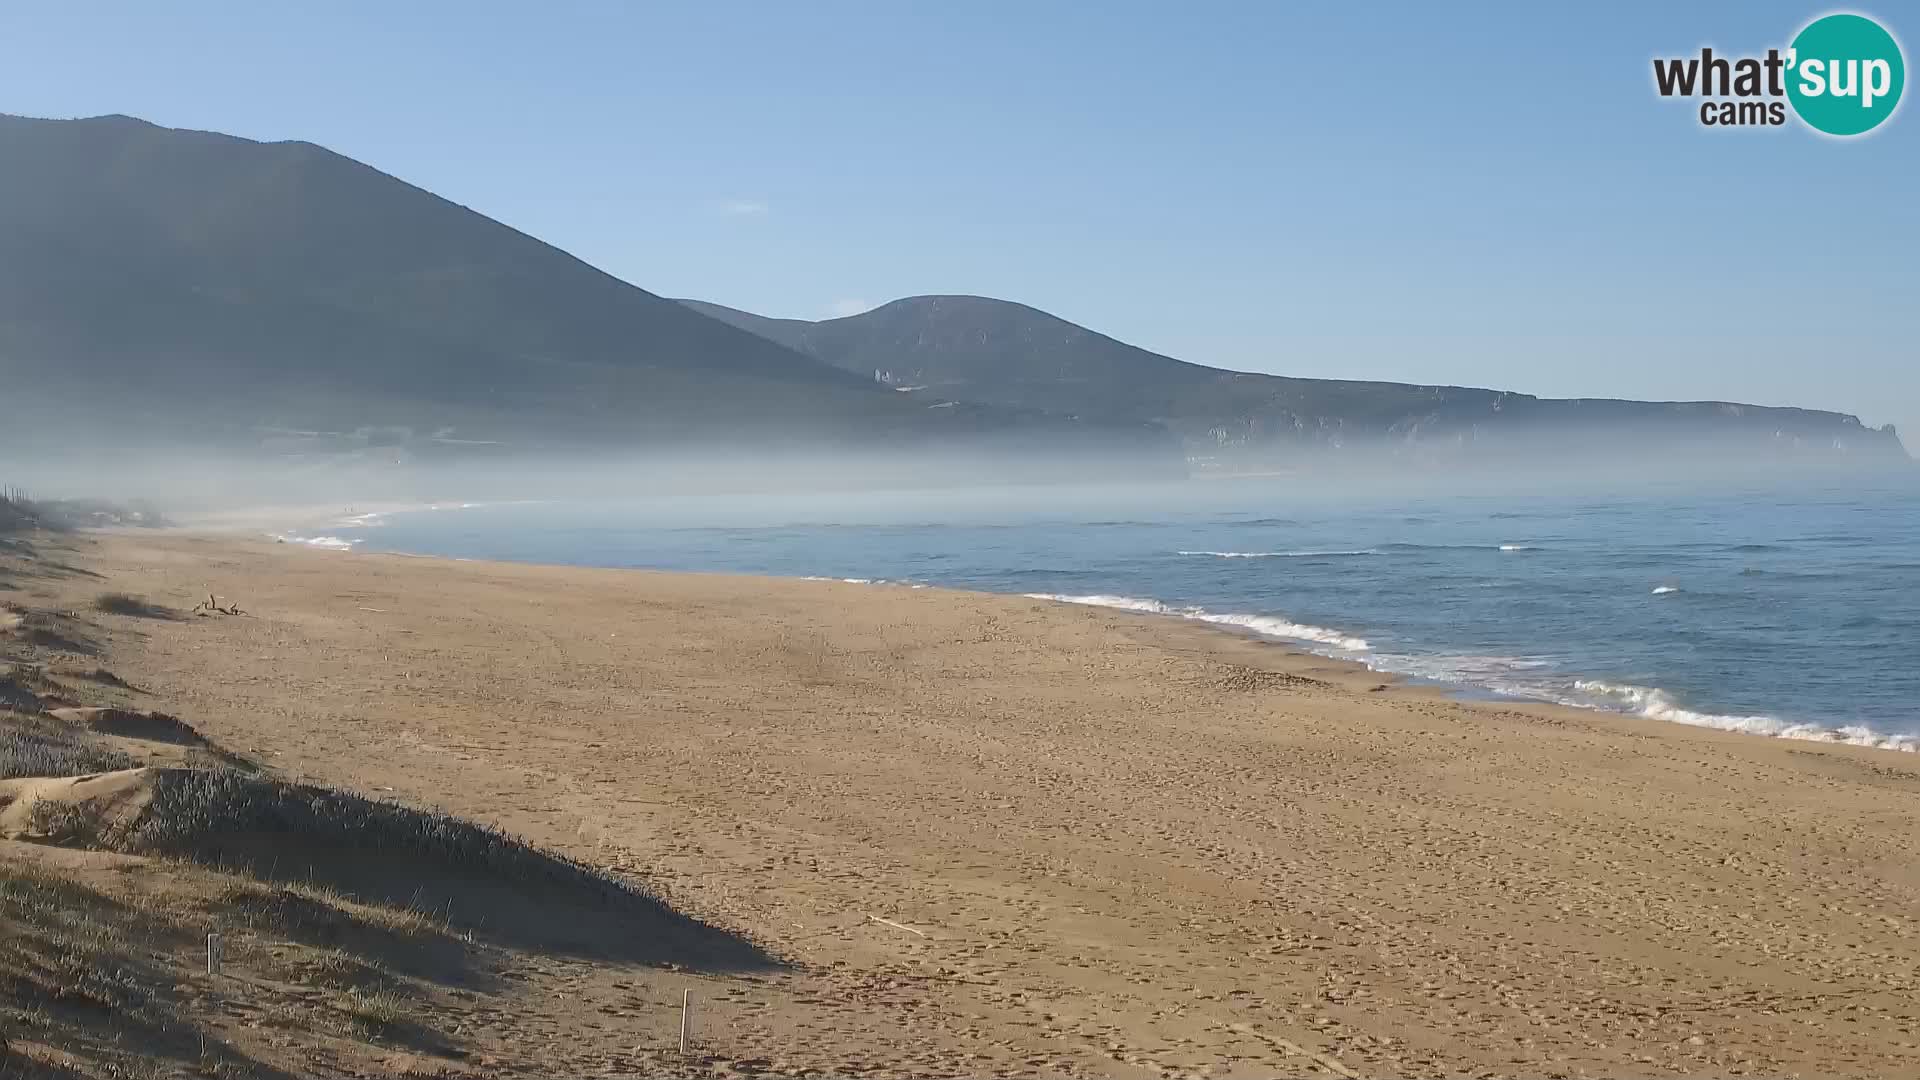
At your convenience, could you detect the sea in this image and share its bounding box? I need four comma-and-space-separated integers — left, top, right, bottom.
285, 473, 1920, 753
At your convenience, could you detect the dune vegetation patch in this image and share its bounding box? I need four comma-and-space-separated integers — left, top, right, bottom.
48, 706, 206, 747
0, 711, 137, 781
0, 751, 778, 971
92, 591, 179, 620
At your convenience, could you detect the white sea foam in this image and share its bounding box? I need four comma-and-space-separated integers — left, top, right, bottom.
1651, 585, 1680, 595
1367, 652, 1554, 682
1024, 593, 1371, 651
801, 576, 926, 587
1498, 543, 1536, 552
1029, 593, 1176, 614
1569, 680, 1917, 753
1177, 549, 1378, 558
269, 533, 360, 551
1190, 610, 1373, 651
1024, 591, 1913, 751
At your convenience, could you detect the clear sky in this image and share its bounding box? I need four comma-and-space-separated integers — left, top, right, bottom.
4, 2, 1915, 439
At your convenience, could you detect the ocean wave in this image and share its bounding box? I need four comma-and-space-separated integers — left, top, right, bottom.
269, 533, 360, 550
1176, 549, 1378, 559
1740, 567, 1842, 581
1027, 592, 1913, 751
1367, 652, 1555, 682
1028, 593, 1174, 614
1024, 593, 1371, 651
1569, 680, 1917, 752
1376, 542, 1539, 553
1189, 611, 1373, 651
1651, 585, 1680, 595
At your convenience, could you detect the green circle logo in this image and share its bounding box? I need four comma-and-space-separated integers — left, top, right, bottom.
1787, 13, 1905, 136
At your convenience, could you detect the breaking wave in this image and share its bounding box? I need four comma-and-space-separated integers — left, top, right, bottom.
1180, 545, 1538, 558
1025, 593, 1371, 652
1568, 680, 1917, 753
269, 533, 360, 550
1019, 595, 1914, 752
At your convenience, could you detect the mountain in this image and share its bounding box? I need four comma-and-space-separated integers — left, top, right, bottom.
0, 114, 1172, 477
681, 296, 1910, 470
4, 112, 1898, 481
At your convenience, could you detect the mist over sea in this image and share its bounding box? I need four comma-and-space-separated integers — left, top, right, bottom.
308, 474, 1920, 752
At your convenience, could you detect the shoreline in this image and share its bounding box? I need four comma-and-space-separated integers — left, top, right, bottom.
253, 502, 1918, 756
108, 523, 1920, 772
32, 528, 1920, 1077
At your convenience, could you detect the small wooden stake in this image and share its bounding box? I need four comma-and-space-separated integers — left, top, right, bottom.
865, 914, 927, 937
679, 988, 692, 1054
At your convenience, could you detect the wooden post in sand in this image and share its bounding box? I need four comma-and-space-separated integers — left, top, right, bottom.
679, 989, 692, 1054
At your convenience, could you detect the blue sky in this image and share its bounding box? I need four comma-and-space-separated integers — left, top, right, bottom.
4, 2, 1915, 440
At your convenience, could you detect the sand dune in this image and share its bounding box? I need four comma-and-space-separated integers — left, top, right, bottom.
0, 766, 157, 838
42, 531, 1920, 1078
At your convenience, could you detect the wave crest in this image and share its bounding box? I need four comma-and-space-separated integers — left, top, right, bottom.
1025, 593, 1370, 652
268, 533, 360, 550
1570, 680, 1916, 752
1176, 549, 1377, 559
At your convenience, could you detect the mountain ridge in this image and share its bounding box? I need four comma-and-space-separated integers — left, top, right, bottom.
679, 295, 1910, 467
0, 111, 1902, 478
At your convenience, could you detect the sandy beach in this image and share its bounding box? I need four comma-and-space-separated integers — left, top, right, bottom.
23, 530, 1920, 1078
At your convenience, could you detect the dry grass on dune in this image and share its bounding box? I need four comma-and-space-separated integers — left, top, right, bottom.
90, 591, 180, 620
0, 834, 471, 1076
15, 762, 643, 900
0, 713, 138, 780
0, 490, 50, 535
0, 699, 771, 1077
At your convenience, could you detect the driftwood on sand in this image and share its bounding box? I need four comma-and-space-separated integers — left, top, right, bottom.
191, 594, 244, 616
